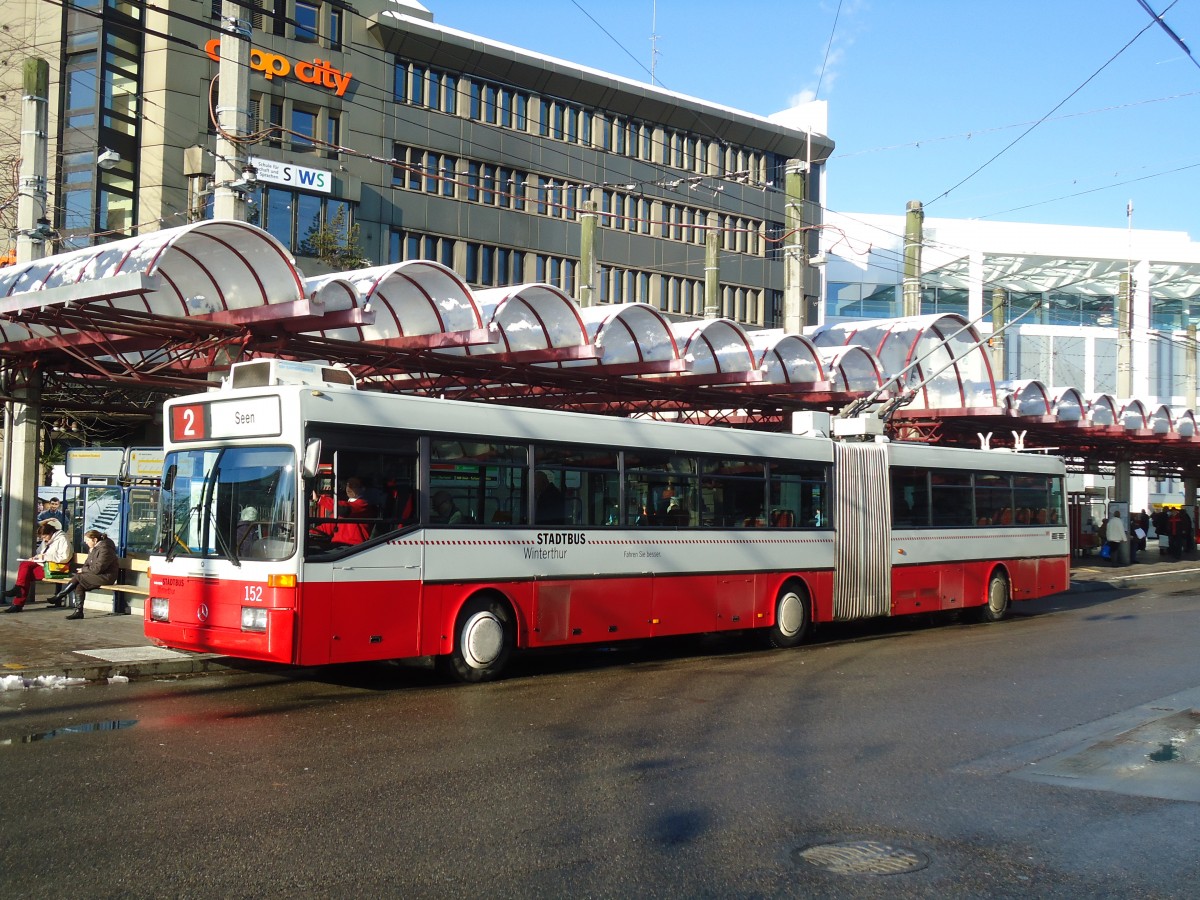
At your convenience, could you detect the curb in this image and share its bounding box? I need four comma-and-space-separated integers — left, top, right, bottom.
1069, 563, 1200, 593
14, 653, 235, 685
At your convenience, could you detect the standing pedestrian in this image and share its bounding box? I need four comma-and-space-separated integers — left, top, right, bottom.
1169, 509, 1187, 561
1105, 510, 1128, 567
36, 497, 67, 532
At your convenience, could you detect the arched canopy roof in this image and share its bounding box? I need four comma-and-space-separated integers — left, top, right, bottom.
458, 284, 589, 359
1147, 404, 1173, 435
0, 221, 304, 345
577, 303, 680, 365
670, 319, 756, 375
748, 330, 827, 385
306, 260, 481, 344
1050, 388, 1085, 423
1087, 395, 1120, 427
1177, 410, 1198, 438
1002, 380, 1052, 417
813, 313, 998, 410
816, 346, 885, 393
1120, 399, 1149, 431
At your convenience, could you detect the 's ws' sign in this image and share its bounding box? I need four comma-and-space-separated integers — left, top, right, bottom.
249, 156, 332, 194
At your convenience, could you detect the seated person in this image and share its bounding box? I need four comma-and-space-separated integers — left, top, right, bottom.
431, 490, 464, 525
330, 477, 377, 546
235, 506, 261, 555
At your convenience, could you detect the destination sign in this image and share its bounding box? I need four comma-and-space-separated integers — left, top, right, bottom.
170, 396, 282, 443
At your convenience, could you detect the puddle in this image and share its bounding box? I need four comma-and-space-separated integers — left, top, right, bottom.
1021, 708, 1200, 801
2, 719, 137, 745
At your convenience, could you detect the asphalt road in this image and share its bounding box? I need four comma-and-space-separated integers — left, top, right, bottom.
3, 577, 1200, 899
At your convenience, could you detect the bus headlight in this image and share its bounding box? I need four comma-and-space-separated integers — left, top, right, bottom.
241, 607, 268, 632
150, 598, 170, 622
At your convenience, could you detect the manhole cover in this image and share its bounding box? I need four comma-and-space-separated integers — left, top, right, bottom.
795, 840, 929, 876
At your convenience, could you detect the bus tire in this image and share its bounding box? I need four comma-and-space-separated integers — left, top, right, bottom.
973, 571, 1010, 623
766, 581, 811, 649
441, 594, 514, 683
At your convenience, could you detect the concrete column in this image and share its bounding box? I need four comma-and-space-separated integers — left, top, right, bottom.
212, 1, 251, 221
782, 159, 807, 333
1, 368, 42, 593
16, 58, 49, 264
578, 195, 598, 308
703, 230, 720, 318
902, 200, 924, 317
990, 286, 1008, 382
1117, 271, 1133, 400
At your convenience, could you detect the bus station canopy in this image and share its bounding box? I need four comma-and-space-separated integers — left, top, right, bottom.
1, 221, 1199, 475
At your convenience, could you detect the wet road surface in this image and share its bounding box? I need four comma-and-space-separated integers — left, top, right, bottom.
3, 577, 1200, 898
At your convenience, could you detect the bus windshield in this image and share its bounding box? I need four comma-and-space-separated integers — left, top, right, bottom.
160, 446, 298, 562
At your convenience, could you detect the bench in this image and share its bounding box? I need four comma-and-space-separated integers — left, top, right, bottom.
41, 552, 150, 614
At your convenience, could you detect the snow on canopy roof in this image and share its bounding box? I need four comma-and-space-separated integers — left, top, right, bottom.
1001, 380, 1052, 417
0, 222, 303, 342
306, 259, 480, 342
812, 313, 998, 410
670, 319, 756, 375
1120, 399, 1149, 430
1087, 395, 1119, 426
458, 283, 588, 356
748, 330, 827, 385
1050, 388, 1085, 423
816, 345, 885, 392
1147, 404, 1173, 435
1176, 410, 1198, 438
577, 303, 679, 364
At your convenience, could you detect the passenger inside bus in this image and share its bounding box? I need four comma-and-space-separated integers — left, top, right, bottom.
534, 471, 567, 524
330, 477, 376, 545
431, 490, 464, 525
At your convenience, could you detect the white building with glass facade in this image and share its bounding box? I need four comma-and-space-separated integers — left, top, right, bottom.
823, 210, 1200, 509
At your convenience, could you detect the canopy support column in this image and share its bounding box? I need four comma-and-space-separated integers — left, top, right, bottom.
1, 366, 42, 592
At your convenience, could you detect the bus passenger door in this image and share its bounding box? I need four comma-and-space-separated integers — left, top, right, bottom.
328, 542, 424, 663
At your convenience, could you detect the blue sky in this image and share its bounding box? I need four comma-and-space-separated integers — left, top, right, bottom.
432, 0, 1200, 235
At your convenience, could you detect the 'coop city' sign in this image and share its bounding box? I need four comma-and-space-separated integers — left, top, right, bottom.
203, 39, 353, 97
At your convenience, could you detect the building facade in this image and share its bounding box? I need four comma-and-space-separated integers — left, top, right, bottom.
1, 0, 832, 328
824, 210, 1200, 509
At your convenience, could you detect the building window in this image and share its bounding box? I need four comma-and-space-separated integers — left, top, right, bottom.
258, 186, 353, 257
329, 8, 342, 49
291, 106, 316, 149
65, 51, 99, 129
326, 112, 340, 152
294, 1, 319, 42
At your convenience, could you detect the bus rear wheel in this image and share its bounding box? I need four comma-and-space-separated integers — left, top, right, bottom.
441, 595, 514, 683
972, 571, 1010, 623
766, 582, 811, 649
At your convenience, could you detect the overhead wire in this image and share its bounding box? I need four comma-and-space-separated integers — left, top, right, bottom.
926, 9, 1167, 208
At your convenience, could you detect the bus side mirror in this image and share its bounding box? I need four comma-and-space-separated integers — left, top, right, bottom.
302, 439, 322, 480
162, 464, 176, 492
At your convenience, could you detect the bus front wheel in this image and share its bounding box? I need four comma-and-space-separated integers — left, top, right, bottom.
441, 595, 514, 683
972, 571, 1010, 623
766, 582, 811, 649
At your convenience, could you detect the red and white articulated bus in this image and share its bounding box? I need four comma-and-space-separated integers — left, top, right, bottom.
145, 359, 1070, 681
